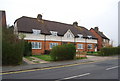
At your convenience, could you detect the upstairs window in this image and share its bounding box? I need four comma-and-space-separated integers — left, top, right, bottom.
50, 31, 58, 36
49, 43, 58, 49
32, 29, 41, 35
31, 42, 42, 49
67, 33, 71, 38
87, 35, 92, 39
78, 34, 83, 38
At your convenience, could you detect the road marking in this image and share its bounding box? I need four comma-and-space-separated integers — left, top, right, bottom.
1, 58, 118, 75
63, 73, 90, 80
0, 61, 94, 75
106, 66, 118, 70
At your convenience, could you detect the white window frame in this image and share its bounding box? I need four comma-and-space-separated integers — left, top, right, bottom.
31, 42, 42, 49
32, 29, 41, 35
88, 44, 92, 49
87, 35, 92, 39
78, 34, 83, 38
67, 33, 71, 38
50, 31, 58, 36
103, 39, 106, 42
49, 43, 58, 49
77, 44, 84, 49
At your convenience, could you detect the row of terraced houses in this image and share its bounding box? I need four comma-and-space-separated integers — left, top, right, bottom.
13, 14, 109, 55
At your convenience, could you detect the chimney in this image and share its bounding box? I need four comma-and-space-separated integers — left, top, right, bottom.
0, 10, 7, 28
94, 27, 99, 31
73, 21, 78, 27
37, 14, 42, 20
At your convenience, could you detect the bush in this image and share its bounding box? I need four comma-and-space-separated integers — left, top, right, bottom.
44, 50, 51, 55
99, 47, 120, 56
23, 41, 32, 56
2, 27, 24, 65
50, 44, 76, 61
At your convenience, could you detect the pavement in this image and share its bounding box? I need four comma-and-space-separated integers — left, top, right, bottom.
23, 57, 49, 64
1, 55, 118, 73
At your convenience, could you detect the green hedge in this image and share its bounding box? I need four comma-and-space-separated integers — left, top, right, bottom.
23, 41, 32, 56
99, 47, 120, 56
2, 27, 24, 65
50, 44, 76, 61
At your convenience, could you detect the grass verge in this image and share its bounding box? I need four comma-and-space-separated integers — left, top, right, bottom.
32, 55, 53, 61
75, 57, 87, 60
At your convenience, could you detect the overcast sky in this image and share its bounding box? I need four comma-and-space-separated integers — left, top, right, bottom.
1, 0, 119, 46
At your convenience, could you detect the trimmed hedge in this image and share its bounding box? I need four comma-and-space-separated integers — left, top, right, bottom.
23, 41, 32, 56
2, 27, 24, 65
99, 47, 120, 56
50, 44, 76, 61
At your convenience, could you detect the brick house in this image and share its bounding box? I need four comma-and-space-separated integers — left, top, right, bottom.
90, 27, 110, 51
14, 14, 98, 55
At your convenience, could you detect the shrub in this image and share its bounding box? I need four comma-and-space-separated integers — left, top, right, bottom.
2, 27, 24, 65
50, 44, 76, 61
99, 47, 120, 56
44, 50, 51, 55
23, 41, 32, 56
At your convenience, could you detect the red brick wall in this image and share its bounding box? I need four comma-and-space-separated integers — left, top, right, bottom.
27, 40, 96, 55
27, 40, 62, 55
90, 29, 103, 51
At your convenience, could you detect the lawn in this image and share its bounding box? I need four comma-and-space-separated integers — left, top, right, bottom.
87, 51, 100, 56
32, 55, 53, 61
75, 57, 87, 60
25, 54, 88, 62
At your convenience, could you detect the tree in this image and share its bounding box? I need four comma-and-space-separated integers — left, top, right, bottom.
19, 33, 26, 40
2, 27, 24, 65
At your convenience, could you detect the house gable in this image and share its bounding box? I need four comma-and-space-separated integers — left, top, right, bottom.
64, 29, 75, 38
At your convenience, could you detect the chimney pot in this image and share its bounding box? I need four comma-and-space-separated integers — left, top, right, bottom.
73, 21, 78, 27
94, 27, 99, 31
37, 14, 42, 20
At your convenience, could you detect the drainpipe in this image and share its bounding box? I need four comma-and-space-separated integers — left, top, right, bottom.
44, 35, 46, 54
74, 37, 76, 45
85, 38, 87, 51
61, 36, 62, 45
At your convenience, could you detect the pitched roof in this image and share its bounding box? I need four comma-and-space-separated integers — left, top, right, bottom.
91, 28, 109, 40
80, 27, 97, 39
15, 16, 97, 39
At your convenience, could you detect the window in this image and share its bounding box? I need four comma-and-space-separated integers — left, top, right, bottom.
78, 34, 83, 38
88, 44, 92, 49
50, 31, 58, 36
67, 33, 71, 38
32, 29, 41, 35
62, 42, 67, 45
87, 35, 92, 39
31, 42, 42, 49
49, 43, 58, 49
77, 44, 83, 49
103, 39, 105, 42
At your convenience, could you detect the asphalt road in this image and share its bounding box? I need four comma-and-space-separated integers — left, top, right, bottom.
2, 59, 119, 80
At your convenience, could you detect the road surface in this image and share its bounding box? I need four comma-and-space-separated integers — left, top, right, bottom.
2, 58, 119, 81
